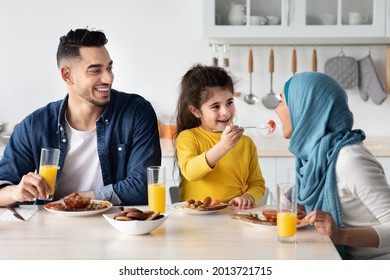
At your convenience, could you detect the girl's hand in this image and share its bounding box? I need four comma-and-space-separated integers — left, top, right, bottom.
205, 125, 244, 168
305, 210, 342, 244
220, 125, 244, 151
229, 194, 255, 209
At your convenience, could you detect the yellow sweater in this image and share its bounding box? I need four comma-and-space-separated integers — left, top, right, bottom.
176, 127, 266, 204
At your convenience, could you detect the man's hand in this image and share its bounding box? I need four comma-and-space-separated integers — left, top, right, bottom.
12, 172, 51, 202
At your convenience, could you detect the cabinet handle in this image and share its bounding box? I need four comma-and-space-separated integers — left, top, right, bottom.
286, 0, 291, 26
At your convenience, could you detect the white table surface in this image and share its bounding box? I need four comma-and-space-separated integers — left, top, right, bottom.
0, 204, 341, 260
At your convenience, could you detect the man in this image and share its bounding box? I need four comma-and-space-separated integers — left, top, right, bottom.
0, 28, 161, 206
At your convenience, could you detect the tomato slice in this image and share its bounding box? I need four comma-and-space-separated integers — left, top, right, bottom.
267, 120, 276, 134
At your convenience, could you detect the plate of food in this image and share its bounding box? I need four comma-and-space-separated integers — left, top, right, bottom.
44, 192, 112, 217
171, 197, 228, 215
230, 210, 310, 230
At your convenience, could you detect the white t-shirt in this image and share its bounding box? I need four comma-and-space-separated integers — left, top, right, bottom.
336, 143, 390, 259
56, 119, 104, 200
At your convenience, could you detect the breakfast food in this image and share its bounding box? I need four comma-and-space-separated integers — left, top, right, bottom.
63, 192, 91, 210
262, 209, 306, 222
231, 209, 308, 226
45, 192, 110, 212
113, 207, 164, 221
262, 209, 277, 222
268, 120, 276, 134
230, 213, 276, 226
181, 196, 228, 211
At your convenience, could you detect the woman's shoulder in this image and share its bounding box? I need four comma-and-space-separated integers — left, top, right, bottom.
337, 143, 383, 174
338, 143, 374, 161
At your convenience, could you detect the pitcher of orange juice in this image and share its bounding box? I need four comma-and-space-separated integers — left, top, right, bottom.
147, 166, 166, 213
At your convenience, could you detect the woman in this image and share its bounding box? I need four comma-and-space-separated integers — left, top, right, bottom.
276, 72, 390, 260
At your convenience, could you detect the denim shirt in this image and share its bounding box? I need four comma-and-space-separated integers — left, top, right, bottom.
0, 89, 161, 205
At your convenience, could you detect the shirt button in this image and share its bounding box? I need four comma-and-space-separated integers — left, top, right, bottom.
118, 147, 122, 152
62, 139, 67, 143
105, 119, 109, 124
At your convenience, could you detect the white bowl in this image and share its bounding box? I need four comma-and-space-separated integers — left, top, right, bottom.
103, 213, 169, 235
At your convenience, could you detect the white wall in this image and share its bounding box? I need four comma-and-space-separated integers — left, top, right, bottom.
1, 0, 390, 138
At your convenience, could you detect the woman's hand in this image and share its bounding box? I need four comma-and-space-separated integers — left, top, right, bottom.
12, 172, 50, 202
305, 210, 342, 244
229, 194, 255, 209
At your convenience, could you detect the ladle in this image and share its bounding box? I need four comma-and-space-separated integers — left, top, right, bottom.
262, 48, 280, 109
244, 48, 259, 105
312, 47, 318, 72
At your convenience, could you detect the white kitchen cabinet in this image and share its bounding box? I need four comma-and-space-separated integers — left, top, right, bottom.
258, 157, 276, 203
203, 0, 387, 39
259, 156, 295, 204
294, 0, 386, 37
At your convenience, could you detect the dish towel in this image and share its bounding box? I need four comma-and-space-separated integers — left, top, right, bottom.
358, 55, 387, 105
0, 205, 39, 221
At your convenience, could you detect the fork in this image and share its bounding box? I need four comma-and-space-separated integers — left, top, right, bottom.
213, 125, 271, 133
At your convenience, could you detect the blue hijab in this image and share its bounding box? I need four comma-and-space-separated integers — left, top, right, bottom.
285, 72, 365, 257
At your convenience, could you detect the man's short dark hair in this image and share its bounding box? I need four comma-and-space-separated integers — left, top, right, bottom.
56, 28, 108, 67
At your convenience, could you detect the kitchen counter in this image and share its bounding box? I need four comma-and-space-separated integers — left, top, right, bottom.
161, 137, 390, 158
2, 137, 390, 159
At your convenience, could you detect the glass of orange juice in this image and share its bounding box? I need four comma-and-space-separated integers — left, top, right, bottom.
147, 166, 166, 213
39, 148, 60, 201
276, 183, 298, 243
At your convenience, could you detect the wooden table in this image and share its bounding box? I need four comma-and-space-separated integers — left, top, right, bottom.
0, 205, 341, 260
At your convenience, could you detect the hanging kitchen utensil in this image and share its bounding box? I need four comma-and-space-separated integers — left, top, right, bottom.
312, 48, 317, 72
292, 48, 297, 75
262, 48, 280, 110
324, 48, 358, 90
244, 48, 259, 105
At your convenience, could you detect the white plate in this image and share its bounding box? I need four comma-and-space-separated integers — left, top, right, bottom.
247, 220, 310, 230
170, 202, 228, 215
233, 212, 311, 230
44, 199, 112, 217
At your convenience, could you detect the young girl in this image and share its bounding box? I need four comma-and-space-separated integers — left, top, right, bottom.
174, 64, 266, 209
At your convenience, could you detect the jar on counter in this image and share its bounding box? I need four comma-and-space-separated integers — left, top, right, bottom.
163, 123, 177, 139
